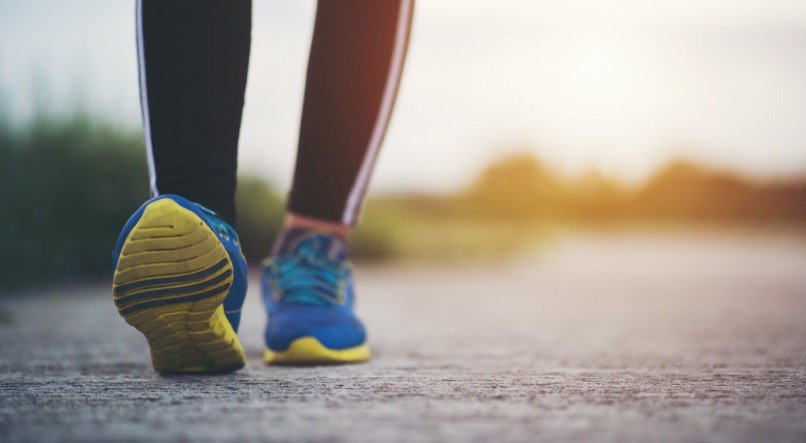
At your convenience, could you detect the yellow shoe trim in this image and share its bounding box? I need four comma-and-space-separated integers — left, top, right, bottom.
112, 198, 245, 374
264, 337, 370, 365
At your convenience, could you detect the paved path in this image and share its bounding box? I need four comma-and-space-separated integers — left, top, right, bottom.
1, 233, 805, 442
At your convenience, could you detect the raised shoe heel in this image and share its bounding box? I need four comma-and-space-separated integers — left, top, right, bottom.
112, 198, 245, 374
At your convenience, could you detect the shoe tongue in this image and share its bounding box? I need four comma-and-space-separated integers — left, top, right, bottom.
275, 227, 347, 261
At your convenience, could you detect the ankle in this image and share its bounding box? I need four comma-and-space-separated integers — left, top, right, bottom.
283, 213, 351, 238
272, 213, 351, 255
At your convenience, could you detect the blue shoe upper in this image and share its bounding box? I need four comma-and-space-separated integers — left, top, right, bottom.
112, 194, 248, 331
261, 229, 367, 351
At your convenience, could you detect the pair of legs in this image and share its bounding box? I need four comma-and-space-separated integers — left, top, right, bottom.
113, 0, 414, 373
138, 0, 413, 229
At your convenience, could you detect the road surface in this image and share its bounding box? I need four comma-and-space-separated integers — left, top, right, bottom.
1, 232, 805, 442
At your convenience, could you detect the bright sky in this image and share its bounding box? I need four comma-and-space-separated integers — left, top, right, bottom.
1, 0, 805, 192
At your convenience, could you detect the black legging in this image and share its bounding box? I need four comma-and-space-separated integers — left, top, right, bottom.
137, 0, 414, 226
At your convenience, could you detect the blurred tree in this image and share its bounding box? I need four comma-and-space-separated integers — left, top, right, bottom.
462, 152, 565, 219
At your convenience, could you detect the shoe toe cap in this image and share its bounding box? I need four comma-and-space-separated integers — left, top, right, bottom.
265, 306, 366, 351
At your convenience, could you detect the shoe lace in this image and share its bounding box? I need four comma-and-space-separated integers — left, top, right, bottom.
266, 247, 349, 308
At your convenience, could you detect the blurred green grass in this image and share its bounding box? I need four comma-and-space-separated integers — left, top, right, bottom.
0, 113, 516, 290
2, 113, 805, 291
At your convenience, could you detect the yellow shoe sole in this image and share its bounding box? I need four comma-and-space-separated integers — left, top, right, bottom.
112, 198, 246, 374
264, 337, 370, 365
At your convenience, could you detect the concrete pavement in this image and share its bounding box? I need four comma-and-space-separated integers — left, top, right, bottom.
1, 232, 805, 442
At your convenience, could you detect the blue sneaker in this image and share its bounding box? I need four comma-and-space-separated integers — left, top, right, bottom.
261, 228, 370, 364
111, 194, 247, 374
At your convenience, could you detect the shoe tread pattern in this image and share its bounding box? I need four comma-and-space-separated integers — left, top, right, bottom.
112, 199, 245, 374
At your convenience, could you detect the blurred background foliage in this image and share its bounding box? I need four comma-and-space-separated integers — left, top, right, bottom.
1, 112, 805, 291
